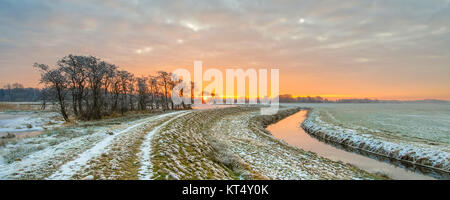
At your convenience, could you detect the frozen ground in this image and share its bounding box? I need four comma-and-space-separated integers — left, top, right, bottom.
207, 108, 376, 179
0, 106, 382, 180
0, 111, 64, 135
0, 112, 181, 179
290, 103, 450, 171
150, 107, 378, 180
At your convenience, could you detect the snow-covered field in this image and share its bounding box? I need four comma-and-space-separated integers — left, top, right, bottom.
290, 103, 450, 171
0, 111, 64, 137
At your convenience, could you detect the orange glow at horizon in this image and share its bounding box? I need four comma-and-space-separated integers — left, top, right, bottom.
12, 62, 450, 101
197, 94, 385, 101
182, 65, 450, 101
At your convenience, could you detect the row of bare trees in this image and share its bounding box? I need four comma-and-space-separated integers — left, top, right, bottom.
34, 55, 190, 122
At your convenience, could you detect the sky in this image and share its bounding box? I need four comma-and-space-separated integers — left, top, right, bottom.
0, 0, 449, 100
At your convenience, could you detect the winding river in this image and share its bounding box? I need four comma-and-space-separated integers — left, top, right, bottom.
267, 110, 437, 180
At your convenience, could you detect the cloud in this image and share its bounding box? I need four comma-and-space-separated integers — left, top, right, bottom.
135, 47, 153, 54
0, 0, 449, 99
179, 20, 209, 32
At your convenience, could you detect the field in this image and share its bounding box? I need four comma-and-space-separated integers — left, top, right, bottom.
0, 111, 63, 136
0, 106, 380, 180
294, 103, 450, 171
0, 102, 55, 112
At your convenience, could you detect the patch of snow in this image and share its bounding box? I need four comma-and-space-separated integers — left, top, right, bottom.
0, 111, 63, 133
46, 114, 173, 180
302, 110, 450, 171
138, 111, 190, 180
0, 131, 103, 179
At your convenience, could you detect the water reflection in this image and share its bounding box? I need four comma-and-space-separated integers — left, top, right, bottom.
267, 110, 444, 180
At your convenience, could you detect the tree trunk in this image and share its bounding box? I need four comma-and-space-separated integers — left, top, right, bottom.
72, 93, 78, 116
56, 88, 69, 122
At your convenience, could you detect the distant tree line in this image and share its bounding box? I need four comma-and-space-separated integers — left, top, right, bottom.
34, 54, 191, 122
0, 83, 41, 102
279, 95, 332, 103
335, 98, 381, 103
280, 96, 449, 104
279, 95, 383, 103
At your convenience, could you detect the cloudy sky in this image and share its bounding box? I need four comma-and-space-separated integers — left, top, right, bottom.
1, 0, 449, 100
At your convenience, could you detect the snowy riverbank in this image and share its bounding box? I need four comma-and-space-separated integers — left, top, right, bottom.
301, 109, 450, 172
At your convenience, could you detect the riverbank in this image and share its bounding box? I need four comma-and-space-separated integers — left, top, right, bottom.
267, 110, 435, 179
301, 108, 450, 175
203, 107, 381, 179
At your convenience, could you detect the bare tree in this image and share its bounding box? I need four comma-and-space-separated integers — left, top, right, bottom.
39, 88, 50, 110
136, 77, 148, 111
111, 74, 121, 113
34, 63, 70, 122
149, 76, 158, 110
58, 55, 87, 116
33, 55, 190, 121
102, 63, 117, 112
128, 74, 136, 111
158, 71, 172, 111
117, 70, 132, 115
85, 58, 109, 119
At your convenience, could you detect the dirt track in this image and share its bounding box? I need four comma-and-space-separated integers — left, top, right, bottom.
0, 107, 380, 180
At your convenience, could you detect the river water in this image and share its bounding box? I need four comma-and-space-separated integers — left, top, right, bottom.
266, 110, 436, 180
